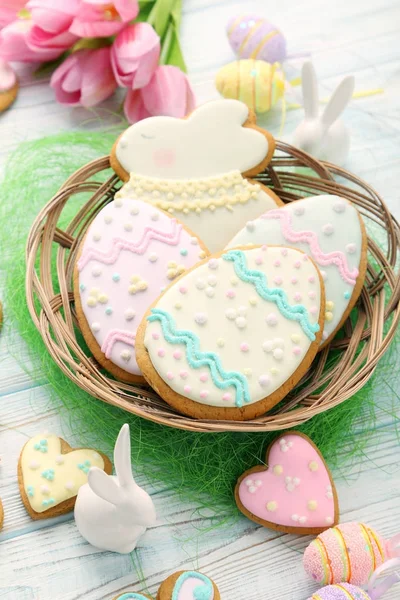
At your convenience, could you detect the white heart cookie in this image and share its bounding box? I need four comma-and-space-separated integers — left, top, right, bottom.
19, 433, 111, 518
111, 99, 282, 252
227, 195, 367, 345
75, 199, 209, 382
136, 246, 325, 421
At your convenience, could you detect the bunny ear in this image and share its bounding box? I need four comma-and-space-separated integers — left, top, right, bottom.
88, 467, 120, 505
114, 423, 133, 487
321, 75, 355, 129
301, 62, 319, 119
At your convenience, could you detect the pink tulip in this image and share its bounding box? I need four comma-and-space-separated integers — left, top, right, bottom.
0, 19, 66, 62
70, 0, 139, 38
124, 65, 196, 123
0, 0, 28, 28
0, 58, 17, 91
25, 0, 79, 56
111, 23, 160, 89
50, 47, 118, 107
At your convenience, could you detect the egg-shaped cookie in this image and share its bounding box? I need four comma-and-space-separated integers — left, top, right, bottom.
74, 199, 209, 382
227, 195, 367, 346
136, 246, 325, 420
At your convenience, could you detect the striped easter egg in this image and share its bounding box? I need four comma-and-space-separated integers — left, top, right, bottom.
304, 523, 387, 586
308, 583, 371, 600
227, 15, 287, 63
215, 60, 285, 114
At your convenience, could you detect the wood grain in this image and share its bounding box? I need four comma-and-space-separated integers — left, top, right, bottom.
1, 0, 400, 597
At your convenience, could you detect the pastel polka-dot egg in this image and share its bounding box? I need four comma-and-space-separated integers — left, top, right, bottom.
227, 194, 365, 345
140, 246, 322, 418
76, 199, 208, 381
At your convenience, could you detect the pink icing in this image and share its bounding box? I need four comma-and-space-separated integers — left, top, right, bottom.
238, 433, 336, 529
153, 148, 176, 168
262, 210, 359, 285
78, 221, 182, 270
175, 577, 214, 600
101, 329, 136, 358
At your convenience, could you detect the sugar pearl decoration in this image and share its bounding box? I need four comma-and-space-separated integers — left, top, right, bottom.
124, 222, 133, 231
333, 200, 346, 213
308, 500, 318, 511
148, 253, 158, 262
294, 205, 305, 216
104, 215, 112, 224
266, 501, 278, 512
259, 374, 270, 387
194, 312, 208, 325
91, 322, 100, 332
196, 278, 206, 290
205, 287, 215, 298
273, 348, 283, 360
226, 308, 237, 320
55, 455, 64, 465
235, 316, 247, 329
346, 243, 356, 254
266, 313, 278, 326
240, 342, 249, 352
322, 223, 334, 235
273, 465, 283, 476
120, 350, 131, 361
124, 309, 135, 321
208, 259, 218, 270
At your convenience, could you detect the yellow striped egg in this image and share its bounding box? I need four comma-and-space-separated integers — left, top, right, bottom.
215, 60, 285, 114
227, 15, 287, 63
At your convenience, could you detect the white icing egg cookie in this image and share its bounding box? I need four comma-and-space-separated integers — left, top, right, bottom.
136, 246, 325, 421
110, 99, 283, 252
227, 195, 367, 346
74, 199, 209, 382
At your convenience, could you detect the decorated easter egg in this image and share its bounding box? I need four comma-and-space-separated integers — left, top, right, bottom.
136, 245, 325, 421
227, 195, 367, 346
307, 583, 371, 600
304, 523, 387, 586
215, 60, 285, 114
74, 199, 209, 383
227, 15, 287, 63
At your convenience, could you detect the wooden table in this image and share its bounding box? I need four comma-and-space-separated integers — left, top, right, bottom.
1, 1, 399, 598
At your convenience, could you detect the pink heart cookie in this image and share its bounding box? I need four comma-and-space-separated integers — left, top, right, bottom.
235, 432, 339, 534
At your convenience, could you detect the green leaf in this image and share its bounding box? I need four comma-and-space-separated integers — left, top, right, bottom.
33, 54, 67, 78
171, 0, 182, 28
161, 24, 187, 72
152, 0, 176, 37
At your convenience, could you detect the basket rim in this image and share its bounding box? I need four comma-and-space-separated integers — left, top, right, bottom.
25, 143, 400, 432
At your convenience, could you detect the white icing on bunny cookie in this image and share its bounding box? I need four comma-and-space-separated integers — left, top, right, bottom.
76, 199, 207, 379
114, 99, 281, 252
227, 195, 365, 344
141, 246, 322, 412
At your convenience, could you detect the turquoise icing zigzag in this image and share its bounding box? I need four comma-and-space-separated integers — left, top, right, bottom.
147, 309, 250, 407
223, 249, 320, 341
172, 571, 214, 600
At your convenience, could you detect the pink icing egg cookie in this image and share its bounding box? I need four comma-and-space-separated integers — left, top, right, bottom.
110, 99, 283, 252
235, 432, 339, 534
74, 199, 209, 383
304, 522, 392, 586
227, 195, 367, 347
135, 246, 325, 420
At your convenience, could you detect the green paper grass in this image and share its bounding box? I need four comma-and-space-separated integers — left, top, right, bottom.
1, 132, 399, 518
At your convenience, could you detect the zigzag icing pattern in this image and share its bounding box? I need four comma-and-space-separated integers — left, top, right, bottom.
77, 220, 182, 270
262, 209, 359, 285
223, 249, 320, 341
147, 308, 250, 407
101, 330, 136, 359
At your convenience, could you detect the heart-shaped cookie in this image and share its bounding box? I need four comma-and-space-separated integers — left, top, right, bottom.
235, 432, 339, 534
227, 195, 367, 346
18, 433, 112, 520
114, 571, 220, 600
136, 245, 325, 421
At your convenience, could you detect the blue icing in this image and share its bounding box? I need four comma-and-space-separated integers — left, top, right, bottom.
41, 469, 55, 481
344, 290, 351, 299
78, 460, 91, 474
34, 439, 48, 453
42, 498, 55, 508
172, 572, 214, 600
148, 309, 250, 407
27, 485, 34, 497
223, 249, 320, 341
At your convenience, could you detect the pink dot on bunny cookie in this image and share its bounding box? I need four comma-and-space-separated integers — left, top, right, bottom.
153, 148, 176, 168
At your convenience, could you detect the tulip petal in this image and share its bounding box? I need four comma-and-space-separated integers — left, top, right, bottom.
80, 47, 117, 107
141, 65, 195, 117
123, 88, 150, 123
0, 59, 17, 92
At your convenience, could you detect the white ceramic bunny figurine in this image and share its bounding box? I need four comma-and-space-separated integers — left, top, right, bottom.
74, 424, 156, 554
293, 61, 355, 165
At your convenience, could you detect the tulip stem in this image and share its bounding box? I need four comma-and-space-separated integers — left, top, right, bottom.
160, 23, 173, 66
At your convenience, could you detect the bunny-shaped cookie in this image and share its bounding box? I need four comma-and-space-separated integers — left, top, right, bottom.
110, 99, 283, 252
293, 62, 355, 166
74, 424, 156, 554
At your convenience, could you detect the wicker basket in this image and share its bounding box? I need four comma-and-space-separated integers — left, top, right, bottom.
26, 142, 400, 432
